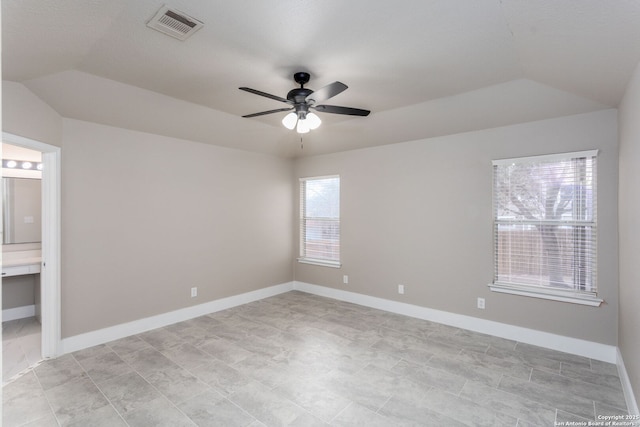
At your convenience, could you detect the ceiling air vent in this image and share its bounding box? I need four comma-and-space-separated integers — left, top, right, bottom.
147, 6, 203, 41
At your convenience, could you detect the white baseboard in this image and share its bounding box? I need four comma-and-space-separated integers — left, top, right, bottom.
293, 281, 617, 363
617, 348, 640, 416
2, 305, 35, 322
58, 279, 637, 412
61, 282, 294, 354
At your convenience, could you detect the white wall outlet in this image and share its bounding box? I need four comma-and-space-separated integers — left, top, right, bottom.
343, 275, 349, 284
398, 284, 405, 294
477, 297, 485, 309
191, 287, 198, 298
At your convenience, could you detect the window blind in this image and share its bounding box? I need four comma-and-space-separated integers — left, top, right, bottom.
300, 176, 340, 263
493, 151, 597, 295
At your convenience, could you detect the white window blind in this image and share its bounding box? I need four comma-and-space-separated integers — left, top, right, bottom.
299, 176, 340, 266
492, 151, 598, 299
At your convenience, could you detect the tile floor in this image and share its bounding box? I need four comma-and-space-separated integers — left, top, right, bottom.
3, 317, 42, 385
2, 291, 631, 426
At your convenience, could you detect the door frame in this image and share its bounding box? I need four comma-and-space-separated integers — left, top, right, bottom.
3, 132, 61, 358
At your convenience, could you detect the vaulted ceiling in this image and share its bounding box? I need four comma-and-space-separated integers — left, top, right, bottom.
3, 0, 640, 157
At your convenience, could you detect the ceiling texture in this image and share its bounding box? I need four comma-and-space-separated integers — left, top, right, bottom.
3, 0, 640, 157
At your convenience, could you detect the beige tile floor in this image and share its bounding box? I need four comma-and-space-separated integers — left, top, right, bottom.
2, 291, 631, 426
3, 317, 42, 385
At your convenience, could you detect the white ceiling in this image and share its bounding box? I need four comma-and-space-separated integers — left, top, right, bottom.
3, 0, 640, 157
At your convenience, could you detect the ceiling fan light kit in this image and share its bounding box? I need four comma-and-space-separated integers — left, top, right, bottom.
282, 112, 298, 130
282, 112, 321, 133
240, 72, 370, 134
305, 113, 322, 129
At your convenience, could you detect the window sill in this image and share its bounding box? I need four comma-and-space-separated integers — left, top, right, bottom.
488, 283, 603, 307
297, 258, 341, 268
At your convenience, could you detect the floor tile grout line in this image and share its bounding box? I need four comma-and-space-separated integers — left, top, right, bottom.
71, 352, 132, 427
2, 339, 30, 385
30, 364, 64, 427
456, 380, 468, 397
225, 374, 327, 425
374, 394, 394, 416
532, 363, 628, 400
77, 345, 201, 426
502, 370, 608, 421
490, 374, 565, 425
2, 357, 46, 387
2, 318, 43, 386
113, 314, 314, 425
328, 400, 354, 424
217, 390, 261, 425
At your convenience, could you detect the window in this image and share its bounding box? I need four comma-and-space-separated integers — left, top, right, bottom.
299, 175, 340, 267
490, 150, 602, 306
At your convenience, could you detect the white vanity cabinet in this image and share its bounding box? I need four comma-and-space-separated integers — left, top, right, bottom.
2, 263, 41, 277
2, 250, 42, 321
2, 250, 42, 277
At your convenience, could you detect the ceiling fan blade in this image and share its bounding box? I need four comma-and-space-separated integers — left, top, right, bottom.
239, 87, 292, 104
242, 107, 293, 118
306, 81, 348, 105
313, 104, 371, 116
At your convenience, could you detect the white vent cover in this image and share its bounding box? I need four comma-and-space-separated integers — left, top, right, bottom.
147, 5, 203, 41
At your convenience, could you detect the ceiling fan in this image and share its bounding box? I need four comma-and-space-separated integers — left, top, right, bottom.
239, 72, 370, 134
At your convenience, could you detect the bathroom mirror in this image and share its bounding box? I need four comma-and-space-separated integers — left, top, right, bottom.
2, 177, 42, 244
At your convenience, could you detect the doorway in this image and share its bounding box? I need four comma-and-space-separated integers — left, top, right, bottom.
2, 132, 61, 366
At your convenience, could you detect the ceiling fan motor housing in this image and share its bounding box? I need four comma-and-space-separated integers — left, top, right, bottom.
294, 103, 309, 119
287, 87, 313, 104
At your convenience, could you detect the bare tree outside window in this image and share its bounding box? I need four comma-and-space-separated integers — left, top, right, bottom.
493, 153, 597, 294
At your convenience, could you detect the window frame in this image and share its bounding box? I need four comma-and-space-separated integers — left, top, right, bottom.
488, 150, 603, 307
298, 175, 341, 268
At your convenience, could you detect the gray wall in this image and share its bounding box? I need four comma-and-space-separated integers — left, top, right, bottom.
2, 82, 55, 317
3, 82, 294, 338
619, 61, 640, 410
294, 109, 619, 345
60, 119, 293, 337
3, 83, 295, 339
2, 275, 37, 309
0, 81, 626, 358
2, 81, 62, 146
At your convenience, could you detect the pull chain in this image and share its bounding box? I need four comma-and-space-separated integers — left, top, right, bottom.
300, 136, 304, 151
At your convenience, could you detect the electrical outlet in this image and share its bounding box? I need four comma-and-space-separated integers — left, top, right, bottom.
398, 284, 405, 294
343, 275, 349, 284
477, 297, 485, 309
191, 287, 198, 298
